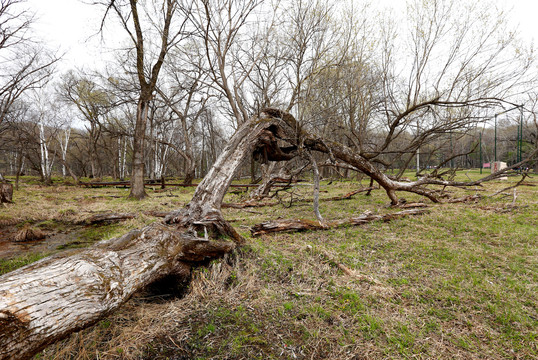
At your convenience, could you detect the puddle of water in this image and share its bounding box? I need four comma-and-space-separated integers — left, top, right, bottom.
0, 226, 86, 259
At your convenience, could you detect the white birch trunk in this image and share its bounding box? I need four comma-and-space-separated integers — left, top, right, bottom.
39, 121, 53, 181
118, 137, 128, 180
57, 128, 71, 177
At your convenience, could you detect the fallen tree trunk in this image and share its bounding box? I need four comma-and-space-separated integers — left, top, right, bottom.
77, 212, 137, 225
250, 209, 429, 236
0, 109, 298, 360
0, 223, 233, 360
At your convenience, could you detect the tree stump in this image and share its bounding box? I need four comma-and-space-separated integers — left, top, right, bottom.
0, 183, 13, 203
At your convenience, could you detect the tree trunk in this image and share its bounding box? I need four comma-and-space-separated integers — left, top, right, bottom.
0, 223, 234, 360
0, 109, 296, 360
129, 98, 150, 200
183, 165, 195, 186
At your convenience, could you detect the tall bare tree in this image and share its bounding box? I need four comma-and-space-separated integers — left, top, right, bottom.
96, 0, 185, 199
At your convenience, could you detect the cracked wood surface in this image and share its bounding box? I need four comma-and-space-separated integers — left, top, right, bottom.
0, 109, 293, 360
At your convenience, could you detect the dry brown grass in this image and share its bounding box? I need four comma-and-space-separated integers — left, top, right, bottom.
3, 173, 538, 359
13, 226, 46, 242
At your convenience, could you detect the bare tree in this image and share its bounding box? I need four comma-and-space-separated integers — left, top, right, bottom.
96, 0, 186, 199
187, 0, 266, 127
364, 0, 536, 174
155, 51, 211, 184
59, 71, 112, 178
0, 0, 58, 181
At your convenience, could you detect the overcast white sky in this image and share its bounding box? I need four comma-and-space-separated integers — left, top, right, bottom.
25, 0, 538, 70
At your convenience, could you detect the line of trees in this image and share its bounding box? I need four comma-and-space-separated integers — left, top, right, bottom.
1, 0, 537, 196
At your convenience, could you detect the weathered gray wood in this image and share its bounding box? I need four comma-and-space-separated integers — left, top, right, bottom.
0, 222, 235, 360
0, 109, 296, 360
78, 212, 137, 225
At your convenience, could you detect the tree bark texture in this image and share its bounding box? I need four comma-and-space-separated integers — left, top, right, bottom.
0, 223, 234, 360
0, 109, 297, 360
129, 98, 150, 200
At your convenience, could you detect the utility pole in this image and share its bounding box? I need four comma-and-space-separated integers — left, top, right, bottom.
479, 132, 483, 174
494, 113, 498, 162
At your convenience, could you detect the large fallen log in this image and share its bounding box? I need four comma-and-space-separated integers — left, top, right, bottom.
250, 209, 429, 236
0, 109, 298, 360
0, 223, 233, 359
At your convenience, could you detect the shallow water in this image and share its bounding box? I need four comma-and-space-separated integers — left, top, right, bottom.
0, 225, 85, 259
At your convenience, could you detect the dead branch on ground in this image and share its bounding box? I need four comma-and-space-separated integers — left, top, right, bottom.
251, 209, 428, 236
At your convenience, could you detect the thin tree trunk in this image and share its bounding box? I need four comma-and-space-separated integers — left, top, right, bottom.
15, 150, 23, 191
306, 151, 324, 225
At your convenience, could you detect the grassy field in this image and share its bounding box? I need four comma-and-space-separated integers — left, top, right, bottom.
1, 172, 537, 359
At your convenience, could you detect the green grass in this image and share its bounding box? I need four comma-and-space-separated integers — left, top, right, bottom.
2, 172, 537, 359
0, 253, 49, 275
